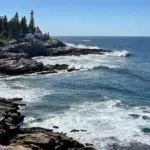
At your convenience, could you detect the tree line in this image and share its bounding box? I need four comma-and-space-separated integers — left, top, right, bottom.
0, 12, 35, 40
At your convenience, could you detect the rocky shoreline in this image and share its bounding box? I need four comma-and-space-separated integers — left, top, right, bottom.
0, 97, 95, 150
0, 39, 113, 76
1, 98, 150, 150
0, 38, 141, 150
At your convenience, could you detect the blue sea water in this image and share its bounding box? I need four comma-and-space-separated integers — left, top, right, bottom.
0, 36, 150, 149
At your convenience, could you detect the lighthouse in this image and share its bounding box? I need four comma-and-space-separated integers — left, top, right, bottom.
29, 10, 35, 33
30, 10, 34, 21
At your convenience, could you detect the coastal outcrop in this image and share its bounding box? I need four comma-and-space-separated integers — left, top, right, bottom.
0, 98, 95, 150
0, 39, 113, 75
0, 57, 72, 75
0, 39, 112, 57
45, 46, 111, 56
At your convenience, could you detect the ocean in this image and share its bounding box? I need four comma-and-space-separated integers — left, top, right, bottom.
0, 36, 150, 149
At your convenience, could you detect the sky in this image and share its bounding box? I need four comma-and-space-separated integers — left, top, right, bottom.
0, 0, 150, 36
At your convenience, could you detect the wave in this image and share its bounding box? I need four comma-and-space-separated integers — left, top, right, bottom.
24, 99, 150, 150
35, 51, 130, 74
35, 54, 120, 72
0, 79, 53, 104
65, 43, 130, 57
65, 42, 130, 57
104, 50, 130, 57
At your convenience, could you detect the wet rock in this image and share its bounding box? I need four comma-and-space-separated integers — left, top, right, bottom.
45, 46, 111, 56
0, 58, 69, 75
54, 64, 69, 70
80, 130, 87, 132
129, 114, 140, 119
67, 68, 76, 72
141, 127, 150, 133
142, 116, 150, 120
0, 58, 44, 75
53, 126, 59, 129
85, 143, 94, 147
70, 129, 80, 132
0, 98, 24, 144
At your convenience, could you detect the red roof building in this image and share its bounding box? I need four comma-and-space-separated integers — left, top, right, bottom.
35, 28, 42, 34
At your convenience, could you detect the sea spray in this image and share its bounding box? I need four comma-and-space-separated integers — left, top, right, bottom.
34, 52, 129, 71
24, 99, 150, 150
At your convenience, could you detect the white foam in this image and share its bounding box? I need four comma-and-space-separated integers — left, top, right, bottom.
104, 50, 130, 57
25, 100, 150, 150
0, 79, 53, 103
34, 54, 125, 71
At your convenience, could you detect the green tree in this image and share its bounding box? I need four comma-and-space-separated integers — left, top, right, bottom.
8, 18, 20, 40
3, 15, 8, 31
0, 17, 3, 34
2, 15, 8, 38
20, 16, 28, 33
14, 12, 19, 28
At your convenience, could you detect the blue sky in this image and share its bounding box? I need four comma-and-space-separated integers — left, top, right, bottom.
1, 0, 150, 36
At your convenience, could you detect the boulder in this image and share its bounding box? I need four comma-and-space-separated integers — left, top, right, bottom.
53, 126, 59, 129
70, 129, 80, 132
44, 39, 66, 49
129, 114, 140, 119
0, 98, 24, 144
67, 68, 76, 72
0, 58, 44, 75
142, 116, 150, 120
3, 40, 46, 57
54, 64, 69, 70
142, 128, 150, 133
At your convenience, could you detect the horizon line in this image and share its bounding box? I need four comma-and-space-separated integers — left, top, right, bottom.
52, 35, 150, 37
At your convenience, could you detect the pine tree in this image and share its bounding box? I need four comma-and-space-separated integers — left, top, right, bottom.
2, 15, 8, 38
11, 13, 20, 39
8, 20, 14, 39
3, 15, 8, 31
0, 17, 3, 34
14, 12, 19, 28
20, 16, 28, 34
8, 17, 20, 40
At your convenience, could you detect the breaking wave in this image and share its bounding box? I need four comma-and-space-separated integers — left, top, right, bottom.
35, 52, 128, 72
25, 99, 150, 150
65, 42, 130, 57
0, 78, 53, 103
104, 50, 130, 57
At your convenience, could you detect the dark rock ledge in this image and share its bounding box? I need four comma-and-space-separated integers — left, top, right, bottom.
0, 39, 115, 75
0, 57, 75, 75
0, 97, 95, 150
